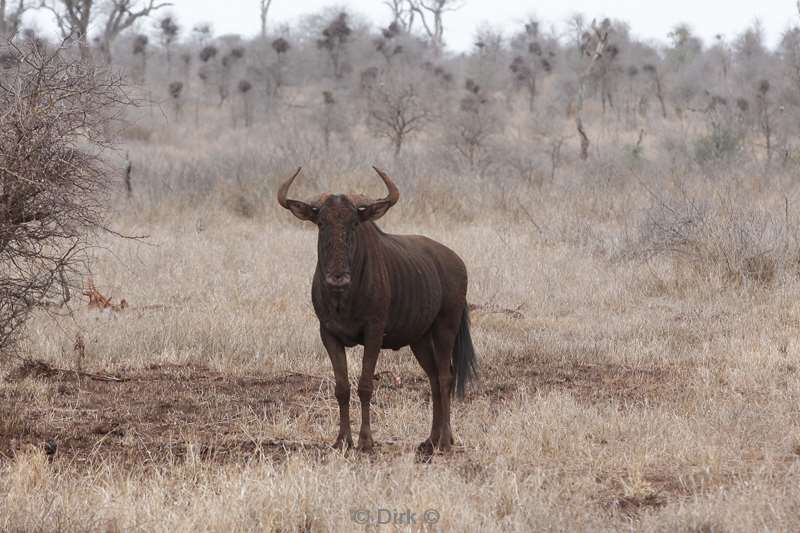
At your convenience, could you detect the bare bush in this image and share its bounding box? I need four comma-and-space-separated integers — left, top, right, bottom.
218, 47, 245, 106
237, 79, 253, 127
40, 0, 168, 63
509, 20, 555, 111
158, 13, 180, 72
367, 70, 433, 157
168, 80, 184, 119
692, 94, 748, 167
317, 12, 351, 79
637, 187, 799, 286
444, 79, 500, 174
131, 33, 149, 83
0, 41, 126, 356
409, 0, 463, 55
0, 0, 31, 37
268, 37, 290, 98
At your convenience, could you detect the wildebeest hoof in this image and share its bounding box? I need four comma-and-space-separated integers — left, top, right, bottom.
358, 436, 374, 452
332, 436, 353, 451
416, 439, 434, 454
433, 432, 453, 451
415, 439, 434, 463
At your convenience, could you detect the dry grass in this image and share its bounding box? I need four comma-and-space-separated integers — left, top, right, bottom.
3, 107, 800, 531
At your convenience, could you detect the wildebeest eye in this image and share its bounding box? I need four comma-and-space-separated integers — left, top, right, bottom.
311, 207, 319, 213
357, 206, 367, 212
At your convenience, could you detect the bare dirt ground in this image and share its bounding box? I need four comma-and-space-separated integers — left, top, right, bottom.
1, 348, 683, 467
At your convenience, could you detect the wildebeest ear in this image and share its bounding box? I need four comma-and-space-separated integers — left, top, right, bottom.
285, 200, 319, 222
277, 167, 319, 221
357, 199, 393, 222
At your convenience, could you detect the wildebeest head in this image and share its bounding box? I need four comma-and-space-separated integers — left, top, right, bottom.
278, 167, 399, 290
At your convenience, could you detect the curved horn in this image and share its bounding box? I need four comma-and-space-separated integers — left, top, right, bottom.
371, 166, 400, 206
277, 167, 303, 209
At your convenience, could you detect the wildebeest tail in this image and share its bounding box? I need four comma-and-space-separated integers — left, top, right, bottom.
453, 305, 478, 399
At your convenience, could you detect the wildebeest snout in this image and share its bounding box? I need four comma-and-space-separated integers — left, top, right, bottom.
325, 272, 351, 288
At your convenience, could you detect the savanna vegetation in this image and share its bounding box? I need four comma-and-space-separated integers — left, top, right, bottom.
3, 1, 800, 531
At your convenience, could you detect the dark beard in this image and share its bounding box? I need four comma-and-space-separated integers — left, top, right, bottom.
326, 285, 350, 315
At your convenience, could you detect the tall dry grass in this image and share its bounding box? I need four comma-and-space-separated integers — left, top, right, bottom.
3, 100, 800, 531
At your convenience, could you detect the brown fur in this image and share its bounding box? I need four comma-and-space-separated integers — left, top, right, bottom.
278, 167, 477, 452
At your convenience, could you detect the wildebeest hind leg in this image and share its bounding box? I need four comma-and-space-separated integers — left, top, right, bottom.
411, 334, 442, 452
432, 319, 459, 451
321, 327, 353, 450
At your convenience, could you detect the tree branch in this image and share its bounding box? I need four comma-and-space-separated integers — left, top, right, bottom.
575, 19, 609, 160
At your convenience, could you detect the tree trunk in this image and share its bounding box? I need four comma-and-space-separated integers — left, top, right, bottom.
577, 117, 589, 160
0, 0, 7, 36
78, 38, 92, 62
99, 39, 113, 65
527, 78, 536, 112
260, 0, 272, 39
654, 75, 667, 119
574, 23, 609, 161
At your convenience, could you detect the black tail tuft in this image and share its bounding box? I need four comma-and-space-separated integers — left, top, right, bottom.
453, 305, 478, 399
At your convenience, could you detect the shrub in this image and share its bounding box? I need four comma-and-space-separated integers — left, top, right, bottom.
637, 188, 799, 286
0, 42, 126, 356
693, 96, 748, 166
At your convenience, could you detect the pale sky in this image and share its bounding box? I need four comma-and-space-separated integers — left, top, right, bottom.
27, 1, 800, 51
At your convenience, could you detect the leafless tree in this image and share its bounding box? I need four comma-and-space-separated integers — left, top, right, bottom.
259, 0, 272, 39
40, 0, 93, 59
578, 22, 621, 116
317, 11, 351, 79
237, 79, 253, 126
320, 90, 336, 151
565, 12, 585, 52
755, 79, 775, 164
382, 0, 414, 33
0, 0, 30, 37
191, 22, 212, 45
40, 0, 169, 62
642, 63, 667, 119
131, 33, 147, 82
575, 19, 611, 161
666, 22, 702, 67
0, 40, 128, 356
368, 74, 432, 157
409, 0, 463, 55
447, 79, 499, 173
158, 13, 179, 72
168, 79, 182, 119
575, 19, 610, 160
98, 0, 171, 64
218, 46, 244, 106
711, 34, 732, 82
268, 36, 289, 98
375, 22, 403, 65
196, 43, 216, 103
509, 20, 555, 111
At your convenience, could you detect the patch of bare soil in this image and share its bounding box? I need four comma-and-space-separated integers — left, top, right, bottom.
606, 493, 667, 517
0, 349, 688, 469
0, 363, 336, 467
479, 349, 689, 407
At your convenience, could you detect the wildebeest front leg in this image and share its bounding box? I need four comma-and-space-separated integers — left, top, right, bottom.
357, 331, 382, 451
321, 327, 353, 450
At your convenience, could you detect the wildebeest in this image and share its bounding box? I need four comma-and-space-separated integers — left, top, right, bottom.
277, 167, 477, 453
